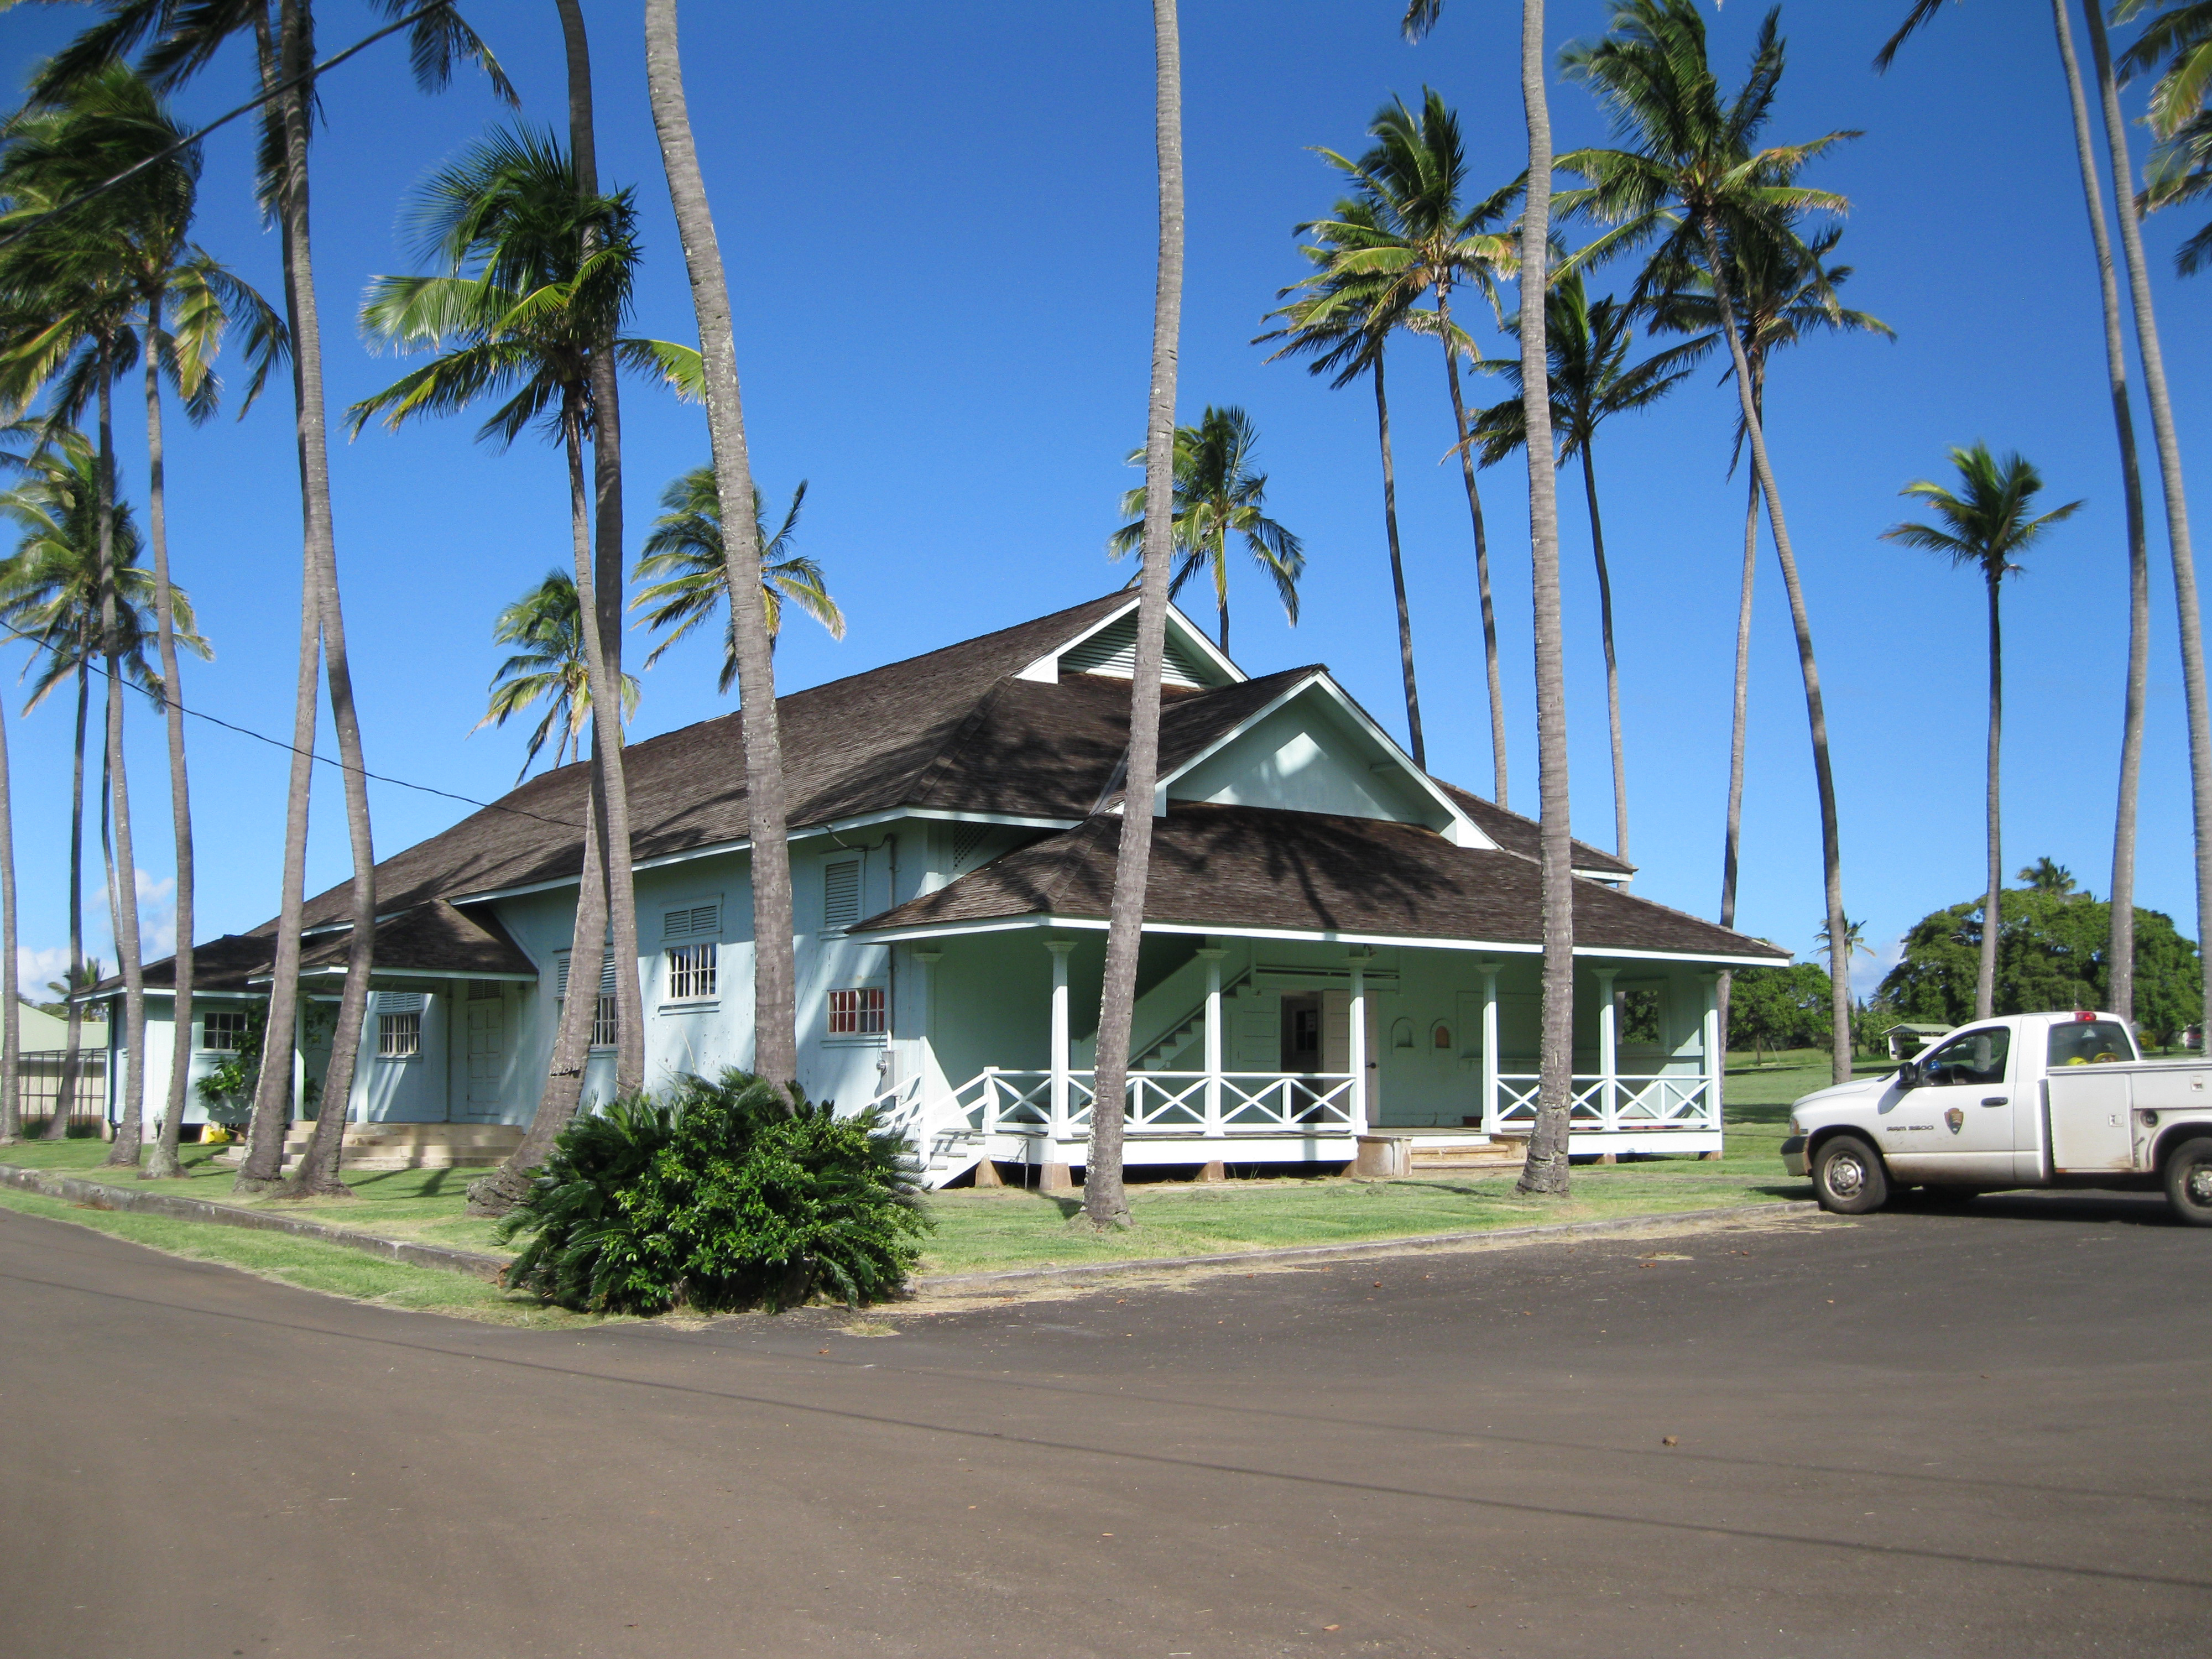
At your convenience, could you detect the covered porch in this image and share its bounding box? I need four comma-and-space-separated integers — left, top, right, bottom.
864, 927, 1733, 1187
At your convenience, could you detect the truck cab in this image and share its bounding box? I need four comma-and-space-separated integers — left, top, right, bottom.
1780, 1011, 2212, 1225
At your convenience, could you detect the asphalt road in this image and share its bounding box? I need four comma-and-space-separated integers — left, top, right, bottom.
2, 1192, 2207, 1659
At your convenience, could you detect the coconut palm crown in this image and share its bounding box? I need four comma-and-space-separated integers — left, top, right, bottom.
633, 467, 844, 694
476, 570, 638, 781
1109, 405, 1303, 654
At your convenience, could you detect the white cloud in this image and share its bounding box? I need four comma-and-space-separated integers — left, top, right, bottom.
132, 868, 177, 960
17, 946, 71, 994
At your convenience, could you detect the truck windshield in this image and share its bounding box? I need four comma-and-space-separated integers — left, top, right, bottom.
2047, 1019, 2136, 1067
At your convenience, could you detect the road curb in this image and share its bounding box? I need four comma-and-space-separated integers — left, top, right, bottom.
0, 1163, 510, 1282
914, 1198, 1824, 1292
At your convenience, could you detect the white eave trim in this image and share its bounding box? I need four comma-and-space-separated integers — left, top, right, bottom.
851, 911, 1787, 967
1151, 670, 1495, 849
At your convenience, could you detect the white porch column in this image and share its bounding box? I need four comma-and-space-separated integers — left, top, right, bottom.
293, 995, 309, 1125
1700, 971, 1723, 1133
1046, 940, 1074, 1136
914, 950, 943, 1099
1595, 967, 1620, 1130
1197, 946, 1227, 1135
1348, 950, 1370, 1135
1478, 960, 1500, 1133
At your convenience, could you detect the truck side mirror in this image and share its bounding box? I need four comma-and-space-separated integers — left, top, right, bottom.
1897, 1060, 1921, 1090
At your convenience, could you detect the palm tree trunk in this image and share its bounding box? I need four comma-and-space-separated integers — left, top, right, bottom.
45, 664, 89, 1142
643, 0, 799, 1093
1516, 0, 1574, 1199
1084, 0, 1183, 1230
556, 0, 643, 1093
467, 769, 604, 1215
2079, 1, 2183, 1033
1979, 576, 2003, 1022
234, 2, 316, 1194
1438, 285, 1510, 808
1580, 444, 1628, 862
1373, 348, 1425, 768
1214, 540, 1230, 654
0, 689, 17, 1146
265, 0, 375, 1202
1698, 222, 1853, 1088
142, 290, 195, 1181
1716, 456, 1762, 1063
93, 367, 148, 1167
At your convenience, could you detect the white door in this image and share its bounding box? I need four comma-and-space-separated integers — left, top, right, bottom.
1885, 1022, 2016, 1183
465, 997, 505, 1123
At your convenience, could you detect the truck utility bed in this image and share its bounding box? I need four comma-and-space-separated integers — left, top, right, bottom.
2048, 1060, 2212, 1175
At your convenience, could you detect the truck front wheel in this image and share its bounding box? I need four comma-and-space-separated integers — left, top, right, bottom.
1813, 1135, 1889, 1215
2162, 1136, 2212, 1227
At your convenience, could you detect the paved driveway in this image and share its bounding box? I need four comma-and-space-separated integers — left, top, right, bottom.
1, 1191, 2206, 1658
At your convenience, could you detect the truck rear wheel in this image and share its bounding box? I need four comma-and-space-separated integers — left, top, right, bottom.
1813, 1135, 1888, 1216
2162, 1136, 2212, 1227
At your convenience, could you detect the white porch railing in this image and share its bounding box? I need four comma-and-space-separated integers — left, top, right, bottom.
1492, 1073, 1717, 1133
956, 1068, 1355, 1136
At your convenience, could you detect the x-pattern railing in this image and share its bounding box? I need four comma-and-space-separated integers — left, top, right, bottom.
1494, 1073, 1717, 1132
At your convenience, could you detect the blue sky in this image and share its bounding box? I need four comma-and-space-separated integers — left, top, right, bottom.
2, 0, 2206, 997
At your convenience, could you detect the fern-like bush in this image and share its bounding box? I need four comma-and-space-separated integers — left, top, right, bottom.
497, 1070, 928, 1314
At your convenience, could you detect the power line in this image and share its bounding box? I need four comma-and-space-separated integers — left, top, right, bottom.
0, 614, 586, 832
0, 2, 456, 252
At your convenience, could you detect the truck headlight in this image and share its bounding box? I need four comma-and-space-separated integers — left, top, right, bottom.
1787, 1115, 1804, 1136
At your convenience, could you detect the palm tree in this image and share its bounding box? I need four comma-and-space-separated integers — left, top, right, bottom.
0, 76, 197, 1167
9, 64, 281, 1178
1258, 197, 1428, 764
2018, 857, 2080, 897
1882, 444, 2082, 1022
634, 469, 844, 689
643, 0, 805, 1099
1108, 406, 1303, 653
350, 124, 698, 1115
475, 571, 639, 780
0, 438, 201, 1142
1644, 220, 1889, 1047
1554, 0, 1861, 1087
1876, 0, 2160, 1040
2096, 0, 2212, 1050
1814, 914, 1876, 964
1082, 0, 1184, 1230
1467, 270, 1698, 862
1399, 0, 1577, 1195
1308, 91, 1517, 805
40, 1, 511, 1197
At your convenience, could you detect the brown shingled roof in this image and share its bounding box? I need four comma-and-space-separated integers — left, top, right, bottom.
851, 802, 1782, 961
1430, 779, 1636, 878
96, 900, 536, 997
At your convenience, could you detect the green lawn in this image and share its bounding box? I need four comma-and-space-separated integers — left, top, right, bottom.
2, 1081, 1823, 1306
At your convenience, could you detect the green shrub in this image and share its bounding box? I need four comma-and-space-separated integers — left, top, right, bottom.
497, 1070, 930, 1314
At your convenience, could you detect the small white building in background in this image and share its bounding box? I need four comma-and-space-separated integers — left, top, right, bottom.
93, 592, 1786, 1181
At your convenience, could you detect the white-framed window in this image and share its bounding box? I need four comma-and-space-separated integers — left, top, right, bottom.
375, 991, 425, 1060
666, 942, 718, 1003
826, 986, 886, 1044
200, 1009, 249, 1052
555, 952, 619, 1051
822, 859, 861, 933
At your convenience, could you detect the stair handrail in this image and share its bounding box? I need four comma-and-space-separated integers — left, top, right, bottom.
1122, 960, 1254, 1070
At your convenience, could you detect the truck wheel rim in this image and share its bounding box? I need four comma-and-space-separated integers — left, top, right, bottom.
2189, 1164, 2212, 1206
1827, 1154, 1864, 1197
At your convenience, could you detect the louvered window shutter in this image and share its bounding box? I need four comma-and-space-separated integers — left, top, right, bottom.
662, 902, 720, 940
823, 860, 861, 932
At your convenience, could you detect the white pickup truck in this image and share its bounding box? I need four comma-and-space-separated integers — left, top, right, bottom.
1780, 1010, 2212, 1225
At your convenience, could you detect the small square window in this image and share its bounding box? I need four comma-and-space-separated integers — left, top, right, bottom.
666, 942, 718, 1002
827, 987, 885, 1039
378, 1011, 421, 1058
201, 1009, 249, 1052
590, 994, 618, 1050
